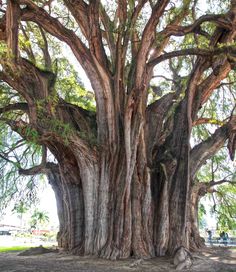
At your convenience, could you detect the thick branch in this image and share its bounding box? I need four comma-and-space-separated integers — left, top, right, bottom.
58, 100, 96, 136
227, 115, 236, 160
193, 179, 236, 198
18, 164, 46, 175
0, 102, 28, 114
135, 0, 170, 86
0, 71, 31, 100
62, 0, 89, 39
18, 147, 49, 176
160, 14, 231, 38
190, 124, 229, 179
193, 118, 224, 126
88, 1, 110, 73
20, 0, 114, 145
6, 0, 20, 60
20, 0, 95, 79
148, 46, 236, 67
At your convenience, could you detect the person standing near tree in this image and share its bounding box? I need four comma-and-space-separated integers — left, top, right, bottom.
224, 232, 229, 246
207, 229, 213, 246
220, 231, 228, 246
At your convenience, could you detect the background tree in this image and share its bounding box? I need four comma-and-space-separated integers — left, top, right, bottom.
188, 77, 236, 248
189, 147, 236, 249
194, 147, 236, 235
12, 201, 29, 227
30, 209, 49, 230
0, 0, 235, 259
0, 123, 43, 217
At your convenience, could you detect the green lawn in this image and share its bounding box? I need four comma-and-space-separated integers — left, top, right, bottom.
0, 246, 30, 252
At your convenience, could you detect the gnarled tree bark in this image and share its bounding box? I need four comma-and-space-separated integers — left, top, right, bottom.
0, 0, 235, 260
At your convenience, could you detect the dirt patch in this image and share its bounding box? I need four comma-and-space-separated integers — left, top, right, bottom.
18, 245, 58, 256
0, 247, 235, 272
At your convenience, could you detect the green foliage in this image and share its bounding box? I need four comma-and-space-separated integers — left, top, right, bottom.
55, 57, 96, 111
35, 94, 75, 145
24, 127, 40, 144
0, 42, 8, 57
192, 77, 235, 145
47, 118, 74, 146
12, 201, 29, 221
0, 166, 39, 219
214, 184, 236, 230
197, 147, 236, 231
30, 209, 49, 229
0, 125, 45, 217
0, 42, 17, 74
36, 94, 59, 116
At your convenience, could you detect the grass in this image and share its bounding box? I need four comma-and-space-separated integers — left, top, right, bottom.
0, 246, 30, 252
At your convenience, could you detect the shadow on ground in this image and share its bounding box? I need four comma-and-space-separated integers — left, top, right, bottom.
0, 246, 235, 272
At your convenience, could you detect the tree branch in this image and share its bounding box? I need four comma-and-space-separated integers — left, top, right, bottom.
193, 118, 224, 126
18, 164, 46, 175
146, 93, 175, 158
18, 145, 47, 176
190, 124, 228, 179
0, 102, 28, 114
19, 0, 115, 145
209, 179, 236, 187
20, 0, 95, 77
19, 23, 36, 62
87, 1, 110, 73
148, 46, 236, 67
99, 3, 116, 63
0, 152, 17, 165
159, 14, 231, 38
6, 0, 21, 61
227, 115, 236, 160
193, 178, 236, 198
58, 99, 96, 135
62, 0, 89, 39
38, 26, 52, 70
135, 0, 170, 86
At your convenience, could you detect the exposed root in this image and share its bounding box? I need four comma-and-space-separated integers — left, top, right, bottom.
71, 244, 84, 255
173, 246, 193, 271
99, 244, 120, 260
129, 258, 143, 268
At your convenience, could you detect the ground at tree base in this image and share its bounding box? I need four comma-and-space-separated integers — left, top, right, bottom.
0, 247, 235, 272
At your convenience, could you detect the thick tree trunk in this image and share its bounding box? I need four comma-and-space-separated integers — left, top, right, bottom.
151, 100, 191, 256
45, 134, 154, 259
1, 0, 235, 262
189, 183, 205, 250
42, 93, 195, 259
47, 163, 84, 252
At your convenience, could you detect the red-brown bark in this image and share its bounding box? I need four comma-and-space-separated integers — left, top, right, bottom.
0, 0, 235, 260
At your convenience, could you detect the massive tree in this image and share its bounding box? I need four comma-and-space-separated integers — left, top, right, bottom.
0, 0, 235, 259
